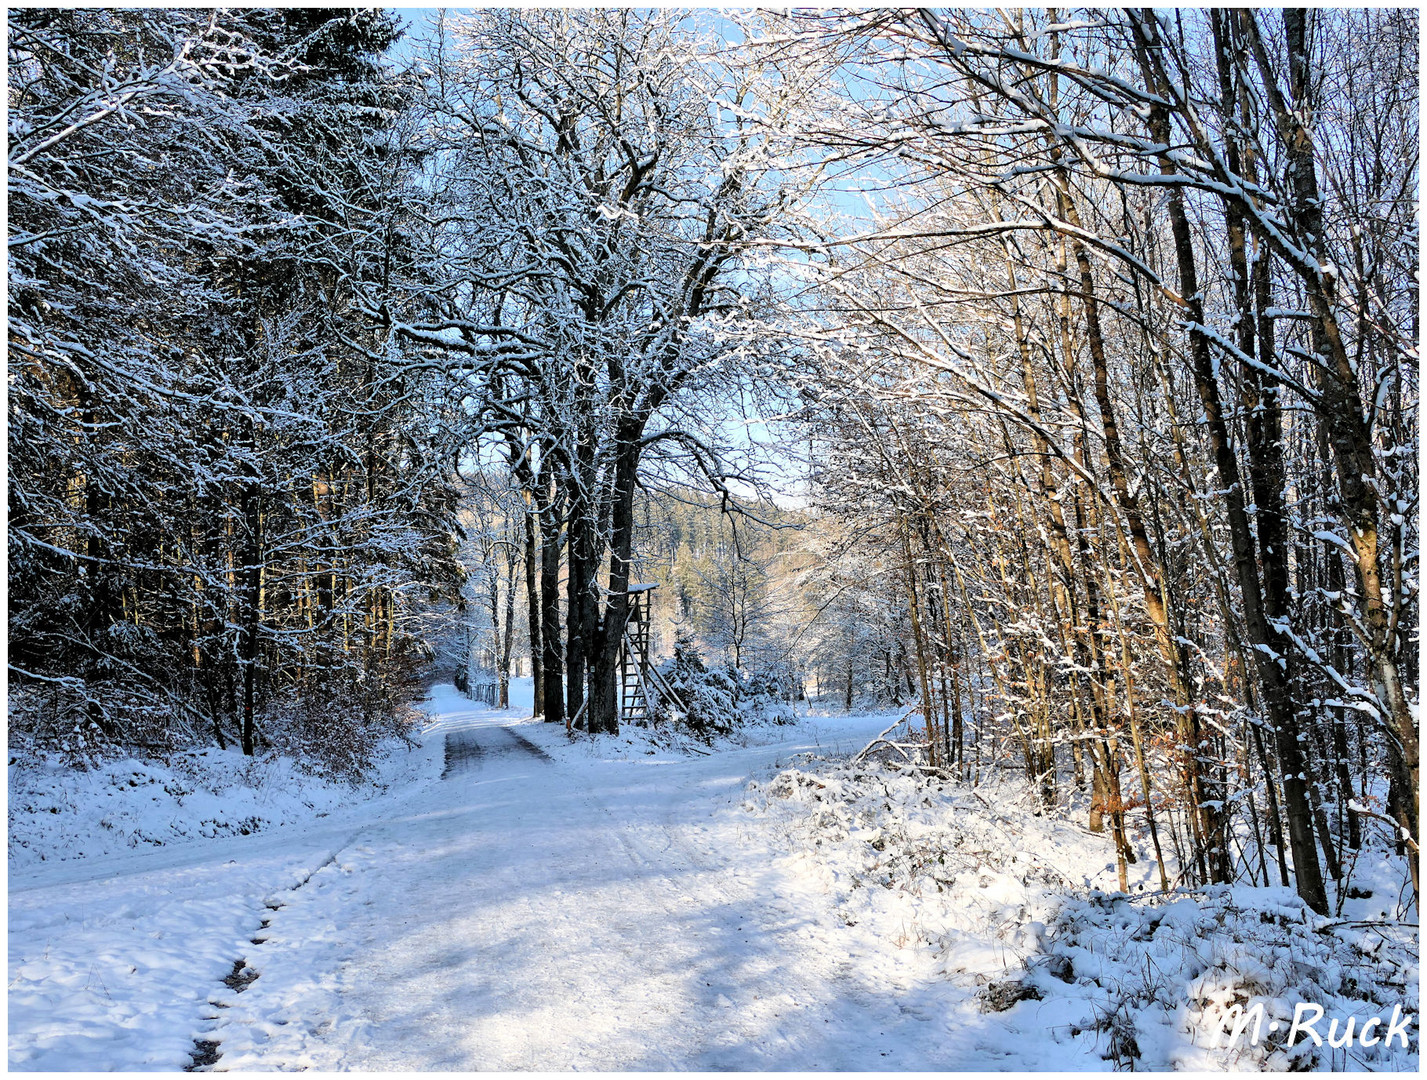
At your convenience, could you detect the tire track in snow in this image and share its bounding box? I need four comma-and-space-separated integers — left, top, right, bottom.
194, 706, 929, 1068
442, 724, 550, 777
441, 728, 486, 777
501, 726, 552, 761
552, 747, 834, 1067
589, 746, 941, 1067
185, 844, 354, 1071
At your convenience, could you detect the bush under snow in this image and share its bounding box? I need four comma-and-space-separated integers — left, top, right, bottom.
651, 637, 796, 737
746, 754, 1418, 1071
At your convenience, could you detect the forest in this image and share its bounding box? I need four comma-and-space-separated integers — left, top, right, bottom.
9, 4, 1418, 929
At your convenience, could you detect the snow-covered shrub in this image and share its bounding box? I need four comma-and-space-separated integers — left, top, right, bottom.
261, 659, 424, 779
746, 754, 1419, 1071
8, 681, 199, 767
651, 636, 796, 736
1037, 885, 1419, 1070
654, 637, 741, 736
741, 670, 798, 725
10, 642, 427, 779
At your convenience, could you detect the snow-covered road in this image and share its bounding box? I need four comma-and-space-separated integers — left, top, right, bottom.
11, 685, 1012, 1070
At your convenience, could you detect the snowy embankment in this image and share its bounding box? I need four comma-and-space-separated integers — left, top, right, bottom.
747, 755, 1419, 1070
8, 742, 427, 869
9, 684, 1419, 1071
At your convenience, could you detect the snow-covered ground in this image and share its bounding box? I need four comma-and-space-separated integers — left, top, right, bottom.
746, 755, 1418, 1071
8, 741, 424, 870
9, 683, 1419, 1070
8, 711, 438, 1070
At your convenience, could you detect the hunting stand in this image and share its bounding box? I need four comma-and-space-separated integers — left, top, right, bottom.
619, 583, 685, 724
620, 584, 657, 724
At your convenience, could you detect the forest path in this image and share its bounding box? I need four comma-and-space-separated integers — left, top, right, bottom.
200, 686, 1003, 1070
10, 686, 1024, 1071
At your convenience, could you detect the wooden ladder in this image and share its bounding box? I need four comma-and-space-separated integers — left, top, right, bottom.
620, 593, 653, 723
621, 659, 650, 724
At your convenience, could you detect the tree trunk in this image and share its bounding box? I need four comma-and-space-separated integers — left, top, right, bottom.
564, 486, 589, 729
1280, 9, 1417, 898
1131, 15, 1326, 912
523, 495, 543, 717
591, 426, 644, 735
539, 481, 565, 727
239, 482, 263, 757
499, 545, 516, 709
899, 516, 938, 768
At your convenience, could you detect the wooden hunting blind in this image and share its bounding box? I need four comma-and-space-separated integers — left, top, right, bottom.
620, 584, 657, 724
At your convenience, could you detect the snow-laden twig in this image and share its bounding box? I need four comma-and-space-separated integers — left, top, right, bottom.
851, 706, 918, 764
